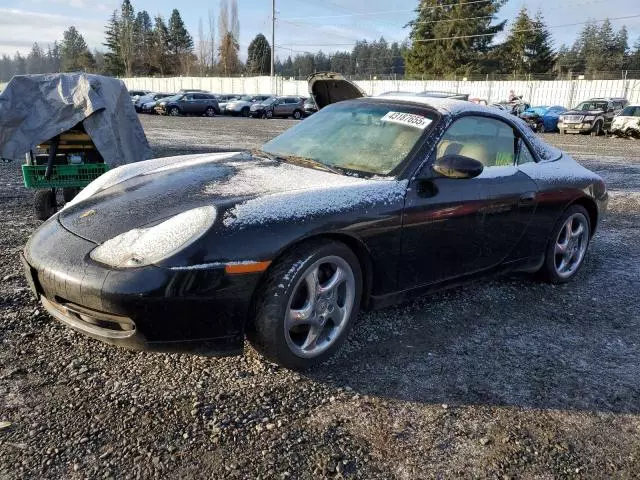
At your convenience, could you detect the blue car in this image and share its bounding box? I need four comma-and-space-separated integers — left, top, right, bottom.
520, 105, 567, 133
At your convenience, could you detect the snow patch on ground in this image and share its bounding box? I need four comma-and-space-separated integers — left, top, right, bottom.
223, 179, 408, 227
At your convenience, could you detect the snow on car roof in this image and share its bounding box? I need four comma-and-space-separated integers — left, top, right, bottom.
367, 95, 562, 162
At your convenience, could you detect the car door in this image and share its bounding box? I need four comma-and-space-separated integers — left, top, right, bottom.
273, 98, 287, 117
180, 94, 195, 113
399, 114, 538, 288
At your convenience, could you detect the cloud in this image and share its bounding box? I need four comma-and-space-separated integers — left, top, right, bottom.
0, 8, 107, 56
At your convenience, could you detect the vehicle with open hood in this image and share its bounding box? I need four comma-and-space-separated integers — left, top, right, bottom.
557, 97, 628, 136
23, 78, 608, 370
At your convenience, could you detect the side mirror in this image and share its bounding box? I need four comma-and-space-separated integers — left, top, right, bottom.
433, 155, 484, 179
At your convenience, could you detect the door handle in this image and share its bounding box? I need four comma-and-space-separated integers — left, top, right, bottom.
519, 192, 537, 204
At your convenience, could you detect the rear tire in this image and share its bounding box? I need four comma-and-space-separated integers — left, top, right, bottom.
34, 189, 57, 221
539, 204, 591, 284
248, 240, 362, 370
205, 107, 216, 117
241, 107, 250, 117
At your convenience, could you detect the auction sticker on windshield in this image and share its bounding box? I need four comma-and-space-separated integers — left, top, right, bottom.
381, 111, 432, 130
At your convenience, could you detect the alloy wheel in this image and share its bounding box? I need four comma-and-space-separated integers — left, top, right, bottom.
285, 256, 355, 359
554, 213, 589, 279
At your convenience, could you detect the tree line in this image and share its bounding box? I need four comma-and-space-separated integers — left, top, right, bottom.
1, 0, 640, 83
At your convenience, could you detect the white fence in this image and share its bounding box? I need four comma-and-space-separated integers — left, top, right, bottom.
120, 76, 640, 107
3, 76, 640, 107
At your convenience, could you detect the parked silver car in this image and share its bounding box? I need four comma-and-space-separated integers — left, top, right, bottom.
249, 96, 306, 119
225, 95, 272, 117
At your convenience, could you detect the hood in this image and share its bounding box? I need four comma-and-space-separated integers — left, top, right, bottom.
58, 152, 368, 243
611, 115, 640, 129
562, 109, 604, 116
307, 72, 366, 109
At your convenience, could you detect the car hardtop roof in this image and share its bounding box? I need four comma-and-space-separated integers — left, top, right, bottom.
354, 95, 563, 162
587, 97, 627, 101
359, 94, 500, 117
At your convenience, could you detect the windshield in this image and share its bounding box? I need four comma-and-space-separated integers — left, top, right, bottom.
239, 96, 253, 101
263, 97, 278, 105
162, 95, 183, 102
620, 106, 640, 116
262, 101, 434, 175
575, 101, 607, 111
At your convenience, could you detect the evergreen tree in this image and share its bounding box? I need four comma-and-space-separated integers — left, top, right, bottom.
168, 9, 194, 74
118, 0, 137, 77
103, 10, 123, 75
628, 37, 640, 71
529, 11, 555, 74
26, 43, 46, 74
60, 26, 94, 72
247, 33, 271, 75
136, 10, 154, 74
151, 15, 171, 75
405, 0, 507, 76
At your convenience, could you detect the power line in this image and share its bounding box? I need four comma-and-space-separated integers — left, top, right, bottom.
277, 14, 640, 47
414, 14, 640, 42
280, 0, 493, 21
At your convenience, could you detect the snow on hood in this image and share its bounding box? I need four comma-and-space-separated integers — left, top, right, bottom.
202, 158, 364, 197
64, 152, 240, 210
223, 178, 408, 228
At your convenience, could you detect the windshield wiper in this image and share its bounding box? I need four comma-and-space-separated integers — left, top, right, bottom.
253, 150, 342, 175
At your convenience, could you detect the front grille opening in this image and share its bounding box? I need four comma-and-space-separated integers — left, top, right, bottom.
54, 296, 135, 333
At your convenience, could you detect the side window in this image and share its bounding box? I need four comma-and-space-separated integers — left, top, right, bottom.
437, 116, 516, 167
184, 94, 194, 101
517, 139, 536, 165
193, 94, 204, 100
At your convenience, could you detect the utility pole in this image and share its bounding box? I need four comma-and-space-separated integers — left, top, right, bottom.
271, 0, 275, 78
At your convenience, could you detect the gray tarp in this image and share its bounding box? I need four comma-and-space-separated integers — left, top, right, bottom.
0, 73, 152, 166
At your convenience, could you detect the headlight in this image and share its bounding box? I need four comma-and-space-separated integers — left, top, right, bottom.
558, 116, 565, 121
90, 206, 217, 268
159, 102, 166, 106
583, 115, 595, 121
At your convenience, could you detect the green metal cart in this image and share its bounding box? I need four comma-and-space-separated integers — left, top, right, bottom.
22, 125, 109, 220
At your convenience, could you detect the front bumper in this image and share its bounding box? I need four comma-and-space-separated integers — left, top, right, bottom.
22, 217, 261, 356
557, 121, 593, 133
249, 109, 266, 117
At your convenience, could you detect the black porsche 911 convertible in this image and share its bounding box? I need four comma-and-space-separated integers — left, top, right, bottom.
22, 74, 608, 369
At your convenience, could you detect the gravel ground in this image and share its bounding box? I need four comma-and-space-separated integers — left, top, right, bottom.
1, 115, 639, 479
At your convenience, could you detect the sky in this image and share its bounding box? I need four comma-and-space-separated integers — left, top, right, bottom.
0, 0, 638, 59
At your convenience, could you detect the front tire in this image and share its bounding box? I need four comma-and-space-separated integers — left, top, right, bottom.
241, 107, 250, 117
34, 189, 57, 220
591, 121, 603, 136
539, 205, 591, 283
293, 110, 302, 120
249, 240, 362, 370
169, 107, 180, 116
